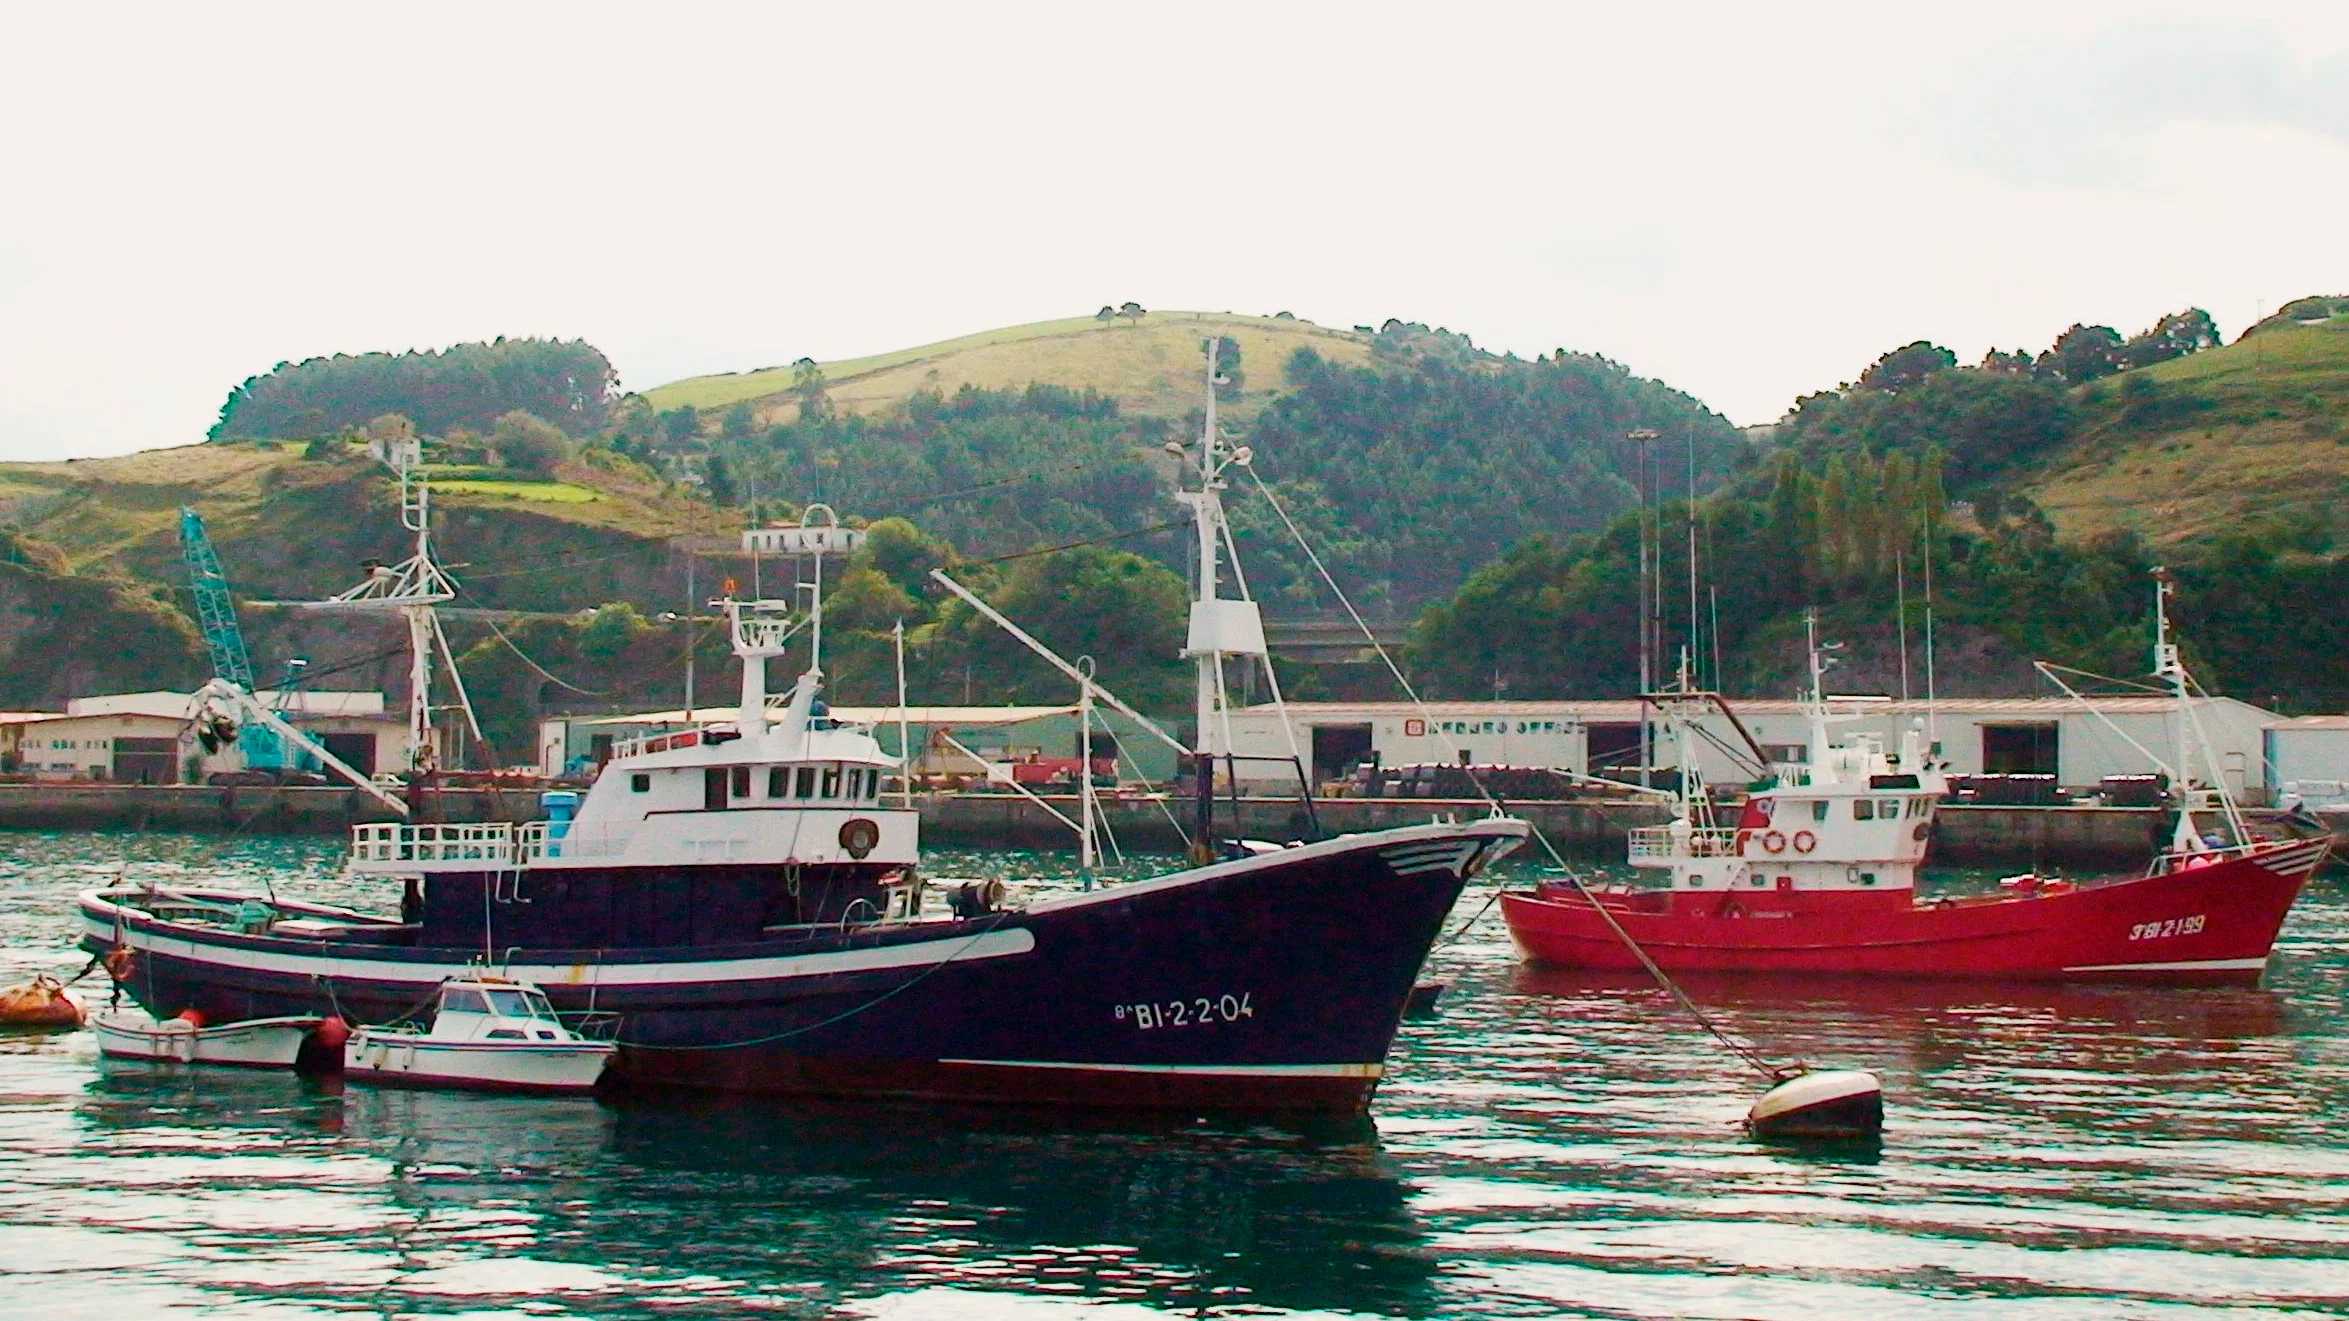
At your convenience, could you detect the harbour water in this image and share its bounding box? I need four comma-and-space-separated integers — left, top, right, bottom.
2, 830, 2345, 1318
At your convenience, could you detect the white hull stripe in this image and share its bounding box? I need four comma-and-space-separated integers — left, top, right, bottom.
81, 908, 1033, 988
2253, 841, 2328, 877
2062, 956, 2269, 973
1380, 841, 1478, 876
1023, 818, 1526, 916
936, 1059, 1382, 1078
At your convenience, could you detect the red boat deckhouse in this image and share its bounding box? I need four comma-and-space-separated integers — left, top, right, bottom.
1502, 588, 2327, 985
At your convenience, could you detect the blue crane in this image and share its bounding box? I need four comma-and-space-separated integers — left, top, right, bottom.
178, 508, 311, 776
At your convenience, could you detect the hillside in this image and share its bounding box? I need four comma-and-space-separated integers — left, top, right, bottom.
2022, 315, 2349, 547
0, 442, 732, 611
641, 311, 1376, 424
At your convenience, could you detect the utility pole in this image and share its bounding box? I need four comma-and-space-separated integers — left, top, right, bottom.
1685, 420, 1699, 690
1629, 427, 1661, 786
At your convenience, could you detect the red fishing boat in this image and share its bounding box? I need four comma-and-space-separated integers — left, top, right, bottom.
1502, 587, 2326, 985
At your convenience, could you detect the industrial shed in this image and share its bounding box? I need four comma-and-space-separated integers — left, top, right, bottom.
1218, 695, 2280, 800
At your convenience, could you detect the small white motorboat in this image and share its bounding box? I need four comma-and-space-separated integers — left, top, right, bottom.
92, 1008, 322, 1068
344, 976, 615, 1094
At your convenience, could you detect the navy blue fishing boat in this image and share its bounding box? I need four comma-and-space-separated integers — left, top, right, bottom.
80, 355, 1527, 1111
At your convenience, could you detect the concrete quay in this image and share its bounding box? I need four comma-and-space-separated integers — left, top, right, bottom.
0, 783, 2183, 866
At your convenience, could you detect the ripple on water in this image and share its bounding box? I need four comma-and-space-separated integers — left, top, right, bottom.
2, 831, 2347, 1318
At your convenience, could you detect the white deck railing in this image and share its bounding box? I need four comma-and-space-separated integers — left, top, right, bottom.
1627, 826, 1743, 860
350, 822, 518, 869
515, 821, 636, 864
610, 727, 706, 761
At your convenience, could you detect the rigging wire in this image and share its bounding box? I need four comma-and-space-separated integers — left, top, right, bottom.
472, 612, 611, 696
1243, 462, 1788, 1081
962, 519, 1190, 568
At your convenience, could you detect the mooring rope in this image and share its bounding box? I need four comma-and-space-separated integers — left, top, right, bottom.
1245, 463, 1789, 1082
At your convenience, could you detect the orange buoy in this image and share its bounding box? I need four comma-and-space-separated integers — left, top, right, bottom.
0, 974, 86, 1028
174, 1007, 207, 1029
311, 1016, 350, 1050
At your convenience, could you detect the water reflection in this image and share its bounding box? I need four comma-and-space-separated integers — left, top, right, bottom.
55, 1074, 1433, 1319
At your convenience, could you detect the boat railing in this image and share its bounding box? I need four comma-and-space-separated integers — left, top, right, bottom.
610, 727, 704, 761
515, 821, 636, 864
1628, 826, 1742, 859
350, 822, 518, 867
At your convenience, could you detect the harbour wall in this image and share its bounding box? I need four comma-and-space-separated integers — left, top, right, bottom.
0, 784, 2187, 865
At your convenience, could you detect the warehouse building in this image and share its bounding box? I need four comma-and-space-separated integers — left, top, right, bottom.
0, 691, 399, 783
1217, 695, 2282, 800
2265, 716, 2349, 807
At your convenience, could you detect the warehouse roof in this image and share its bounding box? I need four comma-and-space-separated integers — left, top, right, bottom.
1237, 696, 2256, 718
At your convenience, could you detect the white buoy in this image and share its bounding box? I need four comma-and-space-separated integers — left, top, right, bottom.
1747, 1069, 1883, 1140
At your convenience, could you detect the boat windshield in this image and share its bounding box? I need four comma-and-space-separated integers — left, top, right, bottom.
482, 988, 554, 1020
440, 988, 491, 1015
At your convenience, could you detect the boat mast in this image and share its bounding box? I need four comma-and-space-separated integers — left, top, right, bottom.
1171, 338, 1267, 856
320, 434, 479, 776
742, 506, 860, 746
2152, 566, 2204, 852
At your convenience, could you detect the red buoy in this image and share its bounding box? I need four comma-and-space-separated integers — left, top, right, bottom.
173, 1008, 207, 1029
312, 1016, 350, 1050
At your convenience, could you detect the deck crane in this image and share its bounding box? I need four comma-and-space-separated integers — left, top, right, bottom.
177, 508, 406, 815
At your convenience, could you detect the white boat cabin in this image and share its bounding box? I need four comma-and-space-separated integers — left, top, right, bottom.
351, 592, 917, 879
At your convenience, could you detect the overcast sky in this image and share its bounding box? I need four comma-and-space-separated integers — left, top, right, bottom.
2, 2, 2344, 461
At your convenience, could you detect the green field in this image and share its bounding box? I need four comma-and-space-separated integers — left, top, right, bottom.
432, 479, 602, 503
2023, 318, 2349, 546
641, 310, 1376, 423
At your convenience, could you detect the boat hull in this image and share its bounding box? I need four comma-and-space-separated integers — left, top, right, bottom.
344, 1030, 614, 1094
1499, 838, 2325, 984
91, 1011, 319, 1067
81, 820, 1520, 1111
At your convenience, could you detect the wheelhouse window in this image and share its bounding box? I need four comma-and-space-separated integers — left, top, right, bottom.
821, 765, 842, 798
482, 988, 551, 1020
795, 767, 816, 798
768, 767, 787, 798
631, 773, 650, 793
731, 766, 751, 798
440, 988, 491, 1015
1854, 800, 1875, 820
1811, 801, 1829, 822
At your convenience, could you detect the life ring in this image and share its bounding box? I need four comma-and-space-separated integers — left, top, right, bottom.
838, 818, 881, 859
1761, 830, 1787, 854
1792, 830, 1817, 854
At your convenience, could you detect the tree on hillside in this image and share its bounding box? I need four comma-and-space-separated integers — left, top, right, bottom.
490, 410, 572, 476
2122, 308, 2222, 369
720, 401, 759, 441
1118, 301, 1146, 325
1978, 348, 2036, 376
1857, 341, 1956, 393
211, 338, 617, 441
2035, 324, 2126, 384
1207, 335, 1244, 399
1095, 306, 1116, 327
658, 406, 701, 446
938, 544, 1189, 709
792, 357, 835, 424
704, 451, 741, 507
